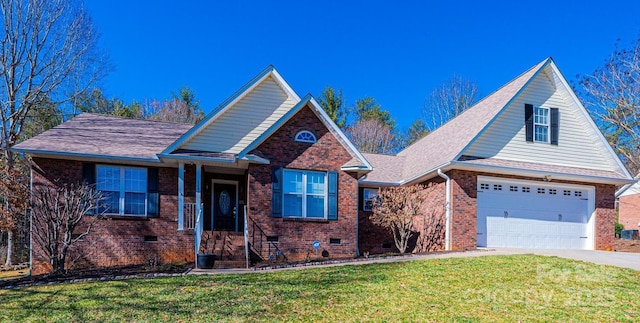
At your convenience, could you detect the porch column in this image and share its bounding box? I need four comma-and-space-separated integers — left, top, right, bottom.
178, 162, 184, 230
195, 163, 202, 226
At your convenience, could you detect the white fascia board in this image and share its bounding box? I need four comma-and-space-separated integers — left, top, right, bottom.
452, 161, 635, 185
306, 96, 373, 171
239, 155, 271, 165
400, 162, 453, 186
15, 149, 163, 166
358, 180, 402, 187
547, 61, 633, 180
156, 153, 236, 164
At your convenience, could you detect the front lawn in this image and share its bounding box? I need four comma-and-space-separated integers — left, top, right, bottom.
1, 255, 639, 322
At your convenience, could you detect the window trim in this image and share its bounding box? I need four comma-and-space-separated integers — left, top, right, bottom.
282, 169, 328, 219
96, 165, 148, 217
533, 106, 550, 143
294, 130, 317, 143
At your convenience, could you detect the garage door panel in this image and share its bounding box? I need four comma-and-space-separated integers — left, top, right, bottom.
477, 178, 592, 250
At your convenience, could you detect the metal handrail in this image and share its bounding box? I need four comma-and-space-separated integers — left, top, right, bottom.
247, 215, 286, 262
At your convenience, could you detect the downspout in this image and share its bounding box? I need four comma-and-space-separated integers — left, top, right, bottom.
437, 169, 451, 251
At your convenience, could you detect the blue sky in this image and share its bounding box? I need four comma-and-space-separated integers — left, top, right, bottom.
85, 1, 640, 130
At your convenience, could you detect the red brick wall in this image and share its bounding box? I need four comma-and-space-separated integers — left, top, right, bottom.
445, 170, 616, 251
357, 170, 618, 253
31, 158, 194, 275
247, 105, 359, 261
619, 194, 640, 232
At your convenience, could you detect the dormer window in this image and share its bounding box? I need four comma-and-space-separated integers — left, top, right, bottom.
295, 130, 316, 143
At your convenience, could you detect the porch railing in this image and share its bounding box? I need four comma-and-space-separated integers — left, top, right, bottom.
247, 215, 286, 263
184, 203, 198, 230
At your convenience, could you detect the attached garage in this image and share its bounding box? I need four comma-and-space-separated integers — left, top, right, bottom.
476, 176, 595, 250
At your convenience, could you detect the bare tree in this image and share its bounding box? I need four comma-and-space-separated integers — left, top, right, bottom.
578, 38, 640, 175
345, 118, 397, 154
31, 183, 103, 275
0, 168, 29, 265
370, 185, 428, 254
145, 86, 204, 124
423, 75, 479, 131
0, 0, 105, 169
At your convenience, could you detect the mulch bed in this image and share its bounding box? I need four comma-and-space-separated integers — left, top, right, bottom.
0, 262, 193, 289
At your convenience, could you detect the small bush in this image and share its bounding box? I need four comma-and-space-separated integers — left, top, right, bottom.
615, 222, 624, 238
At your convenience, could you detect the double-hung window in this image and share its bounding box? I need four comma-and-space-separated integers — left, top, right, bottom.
283, 170, 326, 218
533, 107, 549, 143
96, 165, 147, 216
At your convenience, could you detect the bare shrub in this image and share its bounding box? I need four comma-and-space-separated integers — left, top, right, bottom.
31, 182, 103, 275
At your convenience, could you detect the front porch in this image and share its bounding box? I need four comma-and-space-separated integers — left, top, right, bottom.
177, 163, 285, 268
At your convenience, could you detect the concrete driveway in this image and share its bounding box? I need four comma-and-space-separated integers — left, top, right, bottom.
492, 248, 640, 271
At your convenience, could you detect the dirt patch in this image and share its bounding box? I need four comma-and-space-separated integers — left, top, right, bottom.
615, 239, 640, 253
0, 262, 193, 289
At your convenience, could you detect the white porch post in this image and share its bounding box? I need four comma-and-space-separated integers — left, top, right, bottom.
195, 163, 202, 228
178, 162, 185, 230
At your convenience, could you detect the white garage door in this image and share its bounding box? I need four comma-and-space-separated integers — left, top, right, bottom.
476, 177, 594, 250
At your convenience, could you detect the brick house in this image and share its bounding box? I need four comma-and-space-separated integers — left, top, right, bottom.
616, 179, 640, 231
13, 58, 634, 275
14, 67, 372, 274
359, 58, 633, 254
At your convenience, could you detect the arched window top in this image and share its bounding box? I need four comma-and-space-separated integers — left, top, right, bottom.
295, 130, 317, 143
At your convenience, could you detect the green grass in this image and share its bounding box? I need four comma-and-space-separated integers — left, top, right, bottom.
1, 255, 639, 322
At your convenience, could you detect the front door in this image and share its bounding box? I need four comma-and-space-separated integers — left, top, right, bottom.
213, 182, 237, 231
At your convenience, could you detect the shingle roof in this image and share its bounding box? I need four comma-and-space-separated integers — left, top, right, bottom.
361, 59, 550, 184
13, 113, 192, 160
360, 153, 406, 184
397, 59, 550, 182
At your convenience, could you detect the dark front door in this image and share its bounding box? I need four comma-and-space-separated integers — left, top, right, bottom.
213, 183, 237, 231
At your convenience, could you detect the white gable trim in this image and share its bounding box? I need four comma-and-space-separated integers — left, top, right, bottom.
546, 62, 632, 179
454, 58, 551, 161
162, 66, 300, 155
237, 94, 372, 171
307, 96, 373, 171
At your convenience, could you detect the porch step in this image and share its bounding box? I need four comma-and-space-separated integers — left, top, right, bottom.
200, 231, 246, 266
213, 260, 248, 269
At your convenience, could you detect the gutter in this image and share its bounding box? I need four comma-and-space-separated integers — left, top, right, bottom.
437, 169, 451, 251
12, 148, 161, 164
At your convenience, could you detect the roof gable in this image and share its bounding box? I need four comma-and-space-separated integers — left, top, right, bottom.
239, 94, 372, 171
362, 58, 632, 185
163, 66, 300, 155
462, 60, 630, 178
392, 58, 549, 183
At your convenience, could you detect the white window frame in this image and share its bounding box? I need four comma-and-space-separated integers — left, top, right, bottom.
96, 165, 147, 216
294, 130, 317, 143
282, 169, 327, 219
363, 188, 378, 211
534, 106, 550, 143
